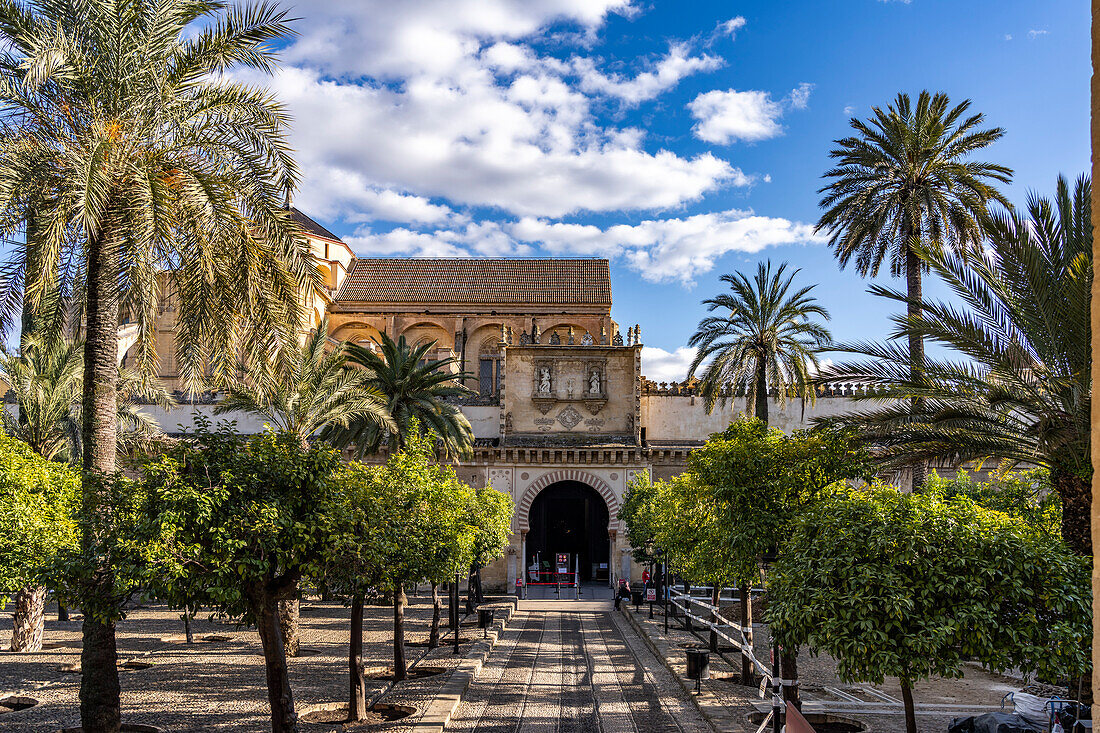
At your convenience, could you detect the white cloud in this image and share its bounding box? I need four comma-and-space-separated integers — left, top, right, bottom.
1027, 29, 1049, 39
258, 1, 745, 220
1004, 34, 1013, 41
688, 82, 813, 145
689, 89, 784, 143
718, 17, 747, 39
345, 208, 823, 286
575, 43, 723, 105
641, 346, 697, 382
787, 82, 814, 110
843, 105, 857, 116
514, 208, 824, 284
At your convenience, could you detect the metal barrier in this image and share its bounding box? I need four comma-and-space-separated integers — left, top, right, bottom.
667, 587, 784, 733
523, 571, 580, 599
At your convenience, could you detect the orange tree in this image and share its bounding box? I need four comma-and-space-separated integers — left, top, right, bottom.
770, 485, 1090, 733
141, 426, 345, 733
688, 418, 871, 706
365, 430, 478, 681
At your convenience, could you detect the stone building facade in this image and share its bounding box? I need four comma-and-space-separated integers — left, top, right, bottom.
121, 211, 885, 593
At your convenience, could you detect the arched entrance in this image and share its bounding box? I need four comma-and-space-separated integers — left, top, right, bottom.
525, 481, 610, 583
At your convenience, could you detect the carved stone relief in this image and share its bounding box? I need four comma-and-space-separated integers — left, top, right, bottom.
557, 405, 583, 429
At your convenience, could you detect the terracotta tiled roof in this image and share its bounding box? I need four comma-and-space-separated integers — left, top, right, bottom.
335, 258, 612, 306
289, 207, 343, 243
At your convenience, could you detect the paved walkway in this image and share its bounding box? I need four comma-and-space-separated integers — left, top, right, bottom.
446, 606, 711, 732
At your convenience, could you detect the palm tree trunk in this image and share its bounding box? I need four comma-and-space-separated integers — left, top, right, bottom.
1051, 465, 1092, 703
393, 584, 407, 681
1054, 466, 1092, 556
257, 592, 298, 733
80, 226, 122, 733
10, 584, 46, 652
904, 237, 927, 492
754, 359, 768, 425
739, 581, 754, 683
348, 594, 367, 721
429, 583, 442, 649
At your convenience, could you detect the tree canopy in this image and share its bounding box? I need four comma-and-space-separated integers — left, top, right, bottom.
769, 485, 1090, 733
0, 435, 78, 603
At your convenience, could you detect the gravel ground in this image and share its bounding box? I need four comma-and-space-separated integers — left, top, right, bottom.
447, 605, 710, 732
626, 603, 1031, 733
0, 595, 507, 732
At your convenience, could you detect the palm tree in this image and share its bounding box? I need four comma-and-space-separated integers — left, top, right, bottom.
0, 3, 311, 730
686, 259, 828, 708
817, 175, 1092, 558
216, 320, 395, 448
686, 261, 831, 426
216, 319, 393, 658
328, 332, 475, 459
815, 90, 1011, 488
2, 334, 173, 463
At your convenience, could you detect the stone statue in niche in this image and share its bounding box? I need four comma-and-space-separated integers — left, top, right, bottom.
567, 378, 575, 399
539, 367, 551, 393
589, 369, 601, 394
582, 331, 593, 346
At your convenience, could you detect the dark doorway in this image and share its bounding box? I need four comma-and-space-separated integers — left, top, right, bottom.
526, 481, 610, 583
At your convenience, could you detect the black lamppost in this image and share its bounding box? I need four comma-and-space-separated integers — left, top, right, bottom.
644, 539, 662, 620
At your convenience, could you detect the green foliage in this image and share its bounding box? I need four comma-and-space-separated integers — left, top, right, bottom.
619, 473, 665, 565
327, 332, 474, 459
364, 430, 480, 590
769, 485, 1091, 688
467, 486, 514, 572
0, 436, 78, 603
926, 468, 1060, 536
140, 426, 346, 621
687, 260, 831, 415
216, 318, 395, 444
51, 471, 159, 623
818, 176, 1091, 479
1, 334, 173, 462
323, 462, 390, 600
655, 471, 753, 587
689, 418, 872, 560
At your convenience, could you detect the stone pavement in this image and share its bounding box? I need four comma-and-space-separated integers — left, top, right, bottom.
445, 603, 712, 732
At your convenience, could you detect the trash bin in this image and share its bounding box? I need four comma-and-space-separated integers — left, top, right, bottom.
631, 589, 643, 608
478, 608, 494, 637
685, 648, 710, 693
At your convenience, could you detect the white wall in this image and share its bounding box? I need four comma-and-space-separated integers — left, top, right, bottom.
461, 405, 500, 440
640, 394, 863, 443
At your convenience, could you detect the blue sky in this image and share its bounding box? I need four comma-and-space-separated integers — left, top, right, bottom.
264, 0, 1089, 381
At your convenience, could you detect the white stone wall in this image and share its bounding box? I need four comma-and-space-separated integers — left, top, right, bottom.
639, 394, 863, 442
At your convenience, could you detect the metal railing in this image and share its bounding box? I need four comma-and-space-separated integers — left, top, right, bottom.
666, 587, 785, 733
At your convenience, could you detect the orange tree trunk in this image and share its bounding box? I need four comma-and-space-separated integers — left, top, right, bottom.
257, 592, 298, 733
349, 595, 367, 721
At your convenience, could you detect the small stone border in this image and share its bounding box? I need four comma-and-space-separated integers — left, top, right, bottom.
388, 599, 517, 732
620, 604, 731, 733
